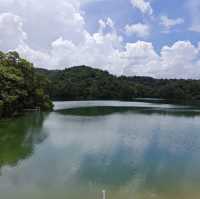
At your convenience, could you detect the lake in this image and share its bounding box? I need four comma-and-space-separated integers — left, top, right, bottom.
0, 100, 200, 199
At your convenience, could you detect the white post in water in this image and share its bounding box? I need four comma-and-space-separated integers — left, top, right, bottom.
102, 190, 106, 199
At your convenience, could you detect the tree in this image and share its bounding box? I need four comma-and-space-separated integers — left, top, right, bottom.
0, 51, 53, 118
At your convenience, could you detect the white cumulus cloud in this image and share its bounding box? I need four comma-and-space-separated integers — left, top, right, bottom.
122, 41, 200, 79
16, 17, 125, 75
159, 41, 200, 78
0, 0, 200, 79
0, 0, 86, 49
122, 41, 160, 77
130, 0, 153, 15
125, 23, 150, 38
0, 12, 27, 51
160, 15, 184, 32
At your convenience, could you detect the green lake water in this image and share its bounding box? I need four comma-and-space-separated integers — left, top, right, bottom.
0, 100, 200, 199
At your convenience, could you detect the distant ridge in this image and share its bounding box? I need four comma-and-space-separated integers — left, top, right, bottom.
35, 65, 200, 101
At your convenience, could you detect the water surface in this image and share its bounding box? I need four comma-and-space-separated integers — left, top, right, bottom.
0, 100, 200, 199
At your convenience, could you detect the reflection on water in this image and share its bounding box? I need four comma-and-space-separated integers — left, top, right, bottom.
58, 106, 200, 117
0, 112, 48, 168
0, 101, 200, 199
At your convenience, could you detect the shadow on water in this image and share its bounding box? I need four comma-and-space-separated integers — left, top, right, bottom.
57, 106, 200, 117
0, 112, 49, 169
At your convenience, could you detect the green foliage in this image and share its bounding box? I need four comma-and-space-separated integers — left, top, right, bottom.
37, 66, 200, 102
0, 51, 53, 118
1, 49, 200, 119
38, 66, 137, 101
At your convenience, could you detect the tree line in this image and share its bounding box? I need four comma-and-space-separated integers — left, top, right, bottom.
37, 65, 200, 102
1, 51, 200, 119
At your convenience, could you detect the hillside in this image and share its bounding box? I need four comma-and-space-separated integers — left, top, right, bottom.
37, 66, 137, 100
36, 66, 200, 101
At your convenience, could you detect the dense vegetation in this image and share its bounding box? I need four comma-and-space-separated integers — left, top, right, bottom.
0, 51, 53, 118
1, 50, 200, 119
37, 66, 200, 101
36, 66, 136, 100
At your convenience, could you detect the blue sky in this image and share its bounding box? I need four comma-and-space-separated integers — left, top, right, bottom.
82, 0, 200, 51
0, 0, 200, 78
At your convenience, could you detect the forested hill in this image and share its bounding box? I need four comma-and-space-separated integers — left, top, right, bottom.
36, 66, 200, 101
36, 66, 136, 100
1, 50, 200, 119
0, 51, 53, 118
